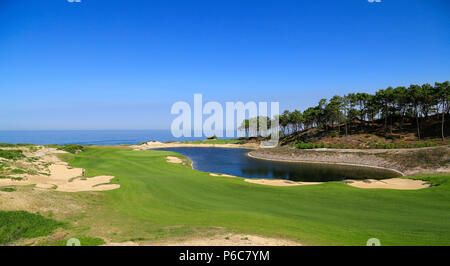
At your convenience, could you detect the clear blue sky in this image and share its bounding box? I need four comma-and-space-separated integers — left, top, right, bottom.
1, 0, 449, 130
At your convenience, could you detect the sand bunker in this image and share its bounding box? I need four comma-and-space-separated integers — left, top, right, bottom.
0, 148, 120, 192
160, 233, 301, 246
103, 241, 139, 246
209, 173, 236, 178
345, 178, 429, 190
209, 173, 321, 186
166, 156, 183, 164
102, 234, 301, 246
244, 179, 322, 187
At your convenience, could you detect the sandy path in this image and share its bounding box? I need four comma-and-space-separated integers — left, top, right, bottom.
345, 178, 430, 190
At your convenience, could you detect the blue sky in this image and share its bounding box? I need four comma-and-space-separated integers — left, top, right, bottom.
0, 0, 449, 130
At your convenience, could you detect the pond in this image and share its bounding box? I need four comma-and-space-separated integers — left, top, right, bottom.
157, 147, 401, 182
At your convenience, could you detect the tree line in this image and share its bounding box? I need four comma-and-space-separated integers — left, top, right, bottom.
241, 81, 449, 141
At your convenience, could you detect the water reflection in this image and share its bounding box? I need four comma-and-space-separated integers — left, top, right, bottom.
156, 148, 400, 182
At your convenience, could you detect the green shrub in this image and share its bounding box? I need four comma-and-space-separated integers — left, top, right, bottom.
0, 150, 25, 160
0, 176, 23, 181
0, 187, 16, 192
384, 143, 395, 149
11, 169, 26, 174
49, 236, 106, 246
367, 141, 440, 149
0, 211, 64, 245
58, 144, 85, 154
0, 143, 34, 148
295, 142, 328, 149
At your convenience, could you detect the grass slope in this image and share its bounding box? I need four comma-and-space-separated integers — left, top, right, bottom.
65, 147, 450, 245
0, 211, 64, 245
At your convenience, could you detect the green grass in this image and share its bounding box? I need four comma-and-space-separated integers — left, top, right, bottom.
0, 211, 64, 245
11, 169, 26, 174
63, 147, 450, 245
0, 187, 16, 192
0, 143, 34, 148
41, 236, 106, 246
45, 144, 85, 154
0, 176, 23, 181
0, 150, 25, 160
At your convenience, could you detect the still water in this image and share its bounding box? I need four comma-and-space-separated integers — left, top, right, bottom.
157, 147, 400, 182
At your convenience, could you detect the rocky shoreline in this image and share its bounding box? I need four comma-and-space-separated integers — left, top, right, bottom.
249, 146, 450, 176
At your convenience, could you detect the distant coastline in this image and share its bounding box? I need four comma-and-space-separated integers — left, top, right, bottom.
0, 130, 239, 146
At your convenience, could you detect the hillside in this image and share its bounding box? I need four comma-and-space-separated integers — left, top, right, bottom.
280, 114, 450, 149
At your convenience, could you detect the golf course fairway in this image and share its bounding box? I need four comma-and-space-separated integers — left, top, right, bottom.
62, 147, 450, 245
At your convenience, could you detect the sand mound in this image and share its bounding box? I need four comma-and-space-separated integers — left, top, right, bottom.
345, 178, 429, 190
244, 179, 322, 187
166, 156, 183, 164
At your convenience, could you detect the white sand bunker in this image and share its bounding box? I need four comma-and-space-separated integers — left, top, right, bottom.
345, 178, 429, 190
245, 179, 322, 187
166, 156, 183, 164
161, 233, 301, 246
103, 241, 139, 246
0, 150, 120, 192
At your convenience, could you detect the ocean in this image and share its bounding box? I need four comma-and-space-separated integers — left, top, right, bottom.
0, 130, 229, 145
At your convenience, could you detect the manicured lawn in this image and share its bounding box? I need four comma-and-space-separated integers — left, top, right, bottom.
65, 147, 450, 245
